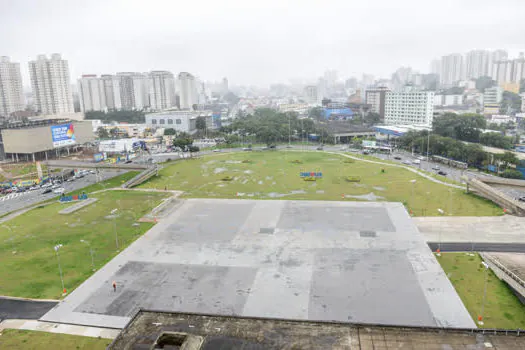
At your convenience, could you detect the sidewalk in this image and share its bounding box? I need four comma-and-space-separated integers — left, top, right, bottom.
0, 319, 120, 339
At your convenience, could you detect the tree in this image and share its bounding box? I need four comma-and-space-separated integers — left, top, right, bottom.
500, 91, 522, 114
500, 151, 519, 168
188, 145, 200, 153
364, 112, 381, 125
109, 127, 120, 138
195, 116, 207, 131
172, 132, 193, 151
480, 132, 513, 150
164, 128, 176, 136
308, 107, 324, 122
96, 127, 110, 139
500, 169, 523, 179
475, 76, 496, 92
432, 113, 486, 142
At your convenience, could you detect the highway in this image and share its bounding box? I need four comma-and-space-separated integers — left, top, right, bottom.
0, 169, 128, 215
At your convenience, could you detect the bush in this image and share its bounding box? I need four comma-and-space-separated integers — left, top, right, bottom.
345, 176, 361, 182
500, 169, 523, 179
221, 176, 234, 181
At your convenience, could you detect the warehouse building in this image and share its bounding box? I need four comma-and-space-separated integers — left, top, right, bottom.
0, 119, 94, 162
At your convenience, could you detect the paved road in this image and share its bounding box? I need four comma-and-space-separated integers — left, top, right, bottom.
0, 169, 128, 216
427, 242, 525, 253
0, 297, 58, 321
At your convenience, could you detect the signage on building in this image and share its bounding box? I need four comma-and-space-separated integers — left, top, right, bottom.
362, 140, 377, 147
51, 123, 76, 148
59, 193, 88, 203
93, 153, 105, 162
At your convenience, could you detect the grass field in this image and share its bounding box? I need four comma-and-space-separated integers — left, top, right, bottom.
139, 151, 501, 216
0, 190, 168, 299
0, 329, 110, 350
437, 253, 525, 329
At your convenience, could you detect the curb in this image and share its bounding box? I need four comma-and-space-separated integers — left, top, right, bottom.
0, 295, 60, 303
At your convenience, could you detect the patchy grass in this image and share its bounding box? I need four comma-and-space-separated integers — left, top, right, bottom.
437, 253, 525, 329
0, 329, 110, 350
138, 151, 501, 216
73, 171, 140, 194
0, 190, 169, 299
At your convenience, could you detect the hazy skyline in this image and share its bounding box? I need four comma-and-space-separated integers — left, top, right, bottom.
2, 0, 525, 87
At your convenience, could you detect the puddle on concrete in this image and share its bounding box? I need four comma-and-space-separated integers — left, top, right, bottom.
353, 183, 367, 188
344, 192, 384, 201
214, 168, 227, 174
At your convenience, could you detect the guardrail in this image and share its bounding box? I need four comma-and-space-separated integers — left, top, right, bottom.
465, 177, 525, 216
481, 253, 525, 290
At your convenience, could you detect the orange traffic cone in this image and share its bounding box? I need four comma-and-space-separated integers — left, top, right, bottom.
341, 193, 345, 199
63, 288, 67, 294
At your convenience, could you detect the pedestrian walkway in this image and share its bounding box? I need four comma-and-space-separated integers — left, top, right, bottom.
414, 215, 525, 243
0, 319, 120, 339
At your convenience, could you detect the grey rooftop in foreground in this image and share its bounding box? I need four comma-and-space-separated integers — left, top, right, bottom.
109, 310, 525, 350
41, 199, 475, 329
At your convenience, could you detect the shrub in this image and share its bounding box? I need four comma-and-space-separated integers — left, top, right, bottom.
500, 169, 523, 179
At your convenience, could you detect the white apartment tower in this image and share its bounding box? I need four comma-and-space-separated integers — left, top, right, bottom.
384, 87, 434, 126
304, 85, 319, 104
77, 75, 105, 112
0, 56, 25, 117
29, 54, 74, 115
440, 54, 464, 87
465, 50, 490, 79
149, 71, 176, 111
101, 75, 122, 110
177, 72, 197, 110
116, 72, 149, 110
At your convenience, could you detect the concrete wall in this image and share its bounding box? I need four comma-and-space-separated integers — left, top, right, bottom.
2, 121, 94, 154
477, 176, 525, 188
467, 178, 525, 216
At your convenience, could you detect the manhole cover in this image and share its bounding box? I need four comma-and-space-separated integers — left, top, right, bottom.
259, 227, 275, 234
360, 231, 376, 238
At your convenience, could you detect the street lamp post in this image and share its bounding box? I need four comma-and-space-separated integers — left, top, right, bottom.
437, 208, 445, 255
479, 261, 489, 325
54, 244, 65, 294
80, 240, 95, 271
111, 208, 119, 251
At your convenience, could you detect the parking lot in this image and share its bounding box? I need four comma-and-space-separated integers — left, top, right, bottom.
0, 169, 128, 215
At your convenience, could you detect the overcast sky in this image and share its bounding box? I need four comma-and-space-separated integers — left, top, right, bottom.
2, 0, 525, 87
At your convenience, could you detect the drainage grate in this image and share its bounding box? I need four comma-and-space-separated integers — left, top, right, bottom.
259, 227, 275, 234
360, 230, 377, 238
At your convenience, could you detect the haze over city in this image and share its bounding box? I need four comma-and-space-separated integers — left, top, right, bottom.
2, 0, 525, 86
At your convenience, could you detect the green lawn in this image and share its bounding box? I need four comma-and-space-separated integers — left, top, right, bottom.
140, 151, 501, 216
0, 329, 110, 350
0, 190, 168, 299
437, 253, 525, 329
72, 171, 140, 194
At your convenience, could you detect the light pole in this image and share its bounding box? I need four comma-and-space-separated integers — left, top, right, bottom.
437, 208, 444, 255
54, 244, 65, 295
80, 240, 95, 271
111, 208, 119, 251
479, 261, 489, 325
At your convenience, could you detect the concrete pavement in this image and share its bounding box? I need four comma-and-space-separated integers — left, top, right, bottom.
0, 319, 119, 339
0, 297, 58, 321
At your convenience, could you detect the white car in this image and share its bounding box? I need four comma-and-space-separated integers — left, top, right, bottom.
412, 159, 421, 164
29, 186, 39, 191
53, 187, 65, 194
41, 183, 53, 188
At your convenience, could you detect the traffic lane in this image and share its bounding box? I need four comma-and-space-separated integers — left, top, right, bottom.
0, 297, 58, 320
492, 186, 525, 201
427, 242, 525, 253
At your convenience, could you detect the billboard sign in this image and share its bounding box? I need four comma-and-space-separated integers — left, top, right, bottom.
51, 123, 76, 148
93, 153, 104, 162
362, 140, 377, 148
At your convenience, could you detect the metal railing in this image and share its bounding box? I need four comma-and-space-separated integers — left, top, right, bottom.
481, 253, 525, 290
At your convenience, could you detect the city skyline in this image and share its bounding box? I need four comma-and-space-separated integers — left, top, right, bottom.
2, 0, 525, 87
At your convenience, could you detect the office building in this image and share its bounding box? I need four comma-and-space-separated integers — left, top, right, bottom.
77, 75, 105, 112
145, 110, 212, 133
483, 86, 503, 115
29, 54, 74, 115
304, 85, 319, 104
0, 56, 25, 118
384, 87, 434, 125
149, 71, 176, 111
177, 72, 197, 110
365, 87, 390, 121
440, 54, 464, 87
465, 50, 490, 79
101, 75, 122, 110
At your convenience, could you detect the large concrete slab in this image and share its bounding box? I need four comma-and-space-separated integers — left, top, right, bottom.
41, 199, 475, 329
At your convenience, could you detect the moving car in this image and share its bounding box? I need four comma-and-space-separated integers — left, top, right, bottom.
403, 160, 411, 165
316, 147, 323, 150
242, 148, 252, 151
437, 171, 447, 176
393, 156, 402, 160
518, 196, 525, 202
42, 188, 52, 194
412, 159, 421, 164
432, 166, 440, 170
53, 187, 65, 194
212, 149, 221, 152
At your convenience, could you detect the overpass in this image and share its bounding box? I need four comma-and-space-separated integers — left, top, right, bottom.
44, 160, 149, 171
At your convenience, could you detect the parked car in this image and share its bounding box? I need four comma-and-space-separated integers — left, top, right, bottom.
393, 156, 402, 160
212, 149, 221, 153
42, 188, 52, 194
29, 186, 39, 191
412, 159, 421, 164
403, 160, 411, 165
517, 196, 525, 202
316, 147, 323, 150
242, 148, 252, 151
437, 171, 448, 176
432, 166, 440, 170
53, 187, 65, 194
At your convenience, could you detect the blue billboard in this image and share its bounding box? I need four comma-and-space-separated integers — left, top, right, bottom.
323, 108, 353, 120
51, 123, 76, 148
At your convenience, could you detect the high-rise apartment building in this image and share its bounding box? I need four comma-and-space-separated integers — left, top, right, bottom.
304, 85, 319, 104
384, 87, 434, 126
177, 72, 197, 110
440, 54, 464, 87
365, 87, 390, 122
29, 54, 74, 115
465, 50, 490, 79
149, 71, 176, 111
488, 50, 508, 77
101, 75, 122, 110
0, 56, 24, 117
492, 60, 513, 84
430, 59, 441, 76
77, 75, 105, 112
116, 72, 150, 111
